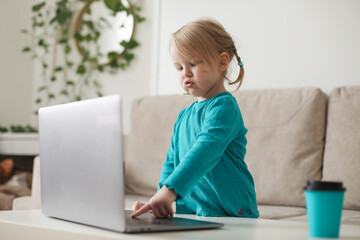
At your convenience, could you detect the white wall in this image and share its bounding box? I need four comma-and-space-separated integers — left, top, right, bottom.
153, 0, 360, 95
0, 0, 36, 126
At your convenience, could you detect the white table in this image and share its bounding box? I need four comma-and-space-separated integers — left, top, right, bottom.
0, 210, 359, 240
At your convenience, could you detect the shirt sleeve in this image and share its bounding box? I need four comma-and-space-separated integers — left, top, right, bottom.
163, 97, 242, 198
158, 109, 184, 191
158, 137, 175, 191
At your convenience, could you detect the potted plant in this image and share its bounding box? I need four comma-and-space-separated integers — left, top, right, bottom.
22, 0, 144, 114
1, 0, 144, 157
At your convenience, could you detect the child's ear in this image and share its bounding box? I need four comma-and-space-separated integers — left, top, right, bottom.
218, 52, 230, 72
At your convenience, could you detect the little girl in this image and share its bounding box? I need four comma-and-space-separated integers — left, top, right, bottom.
132, 18, 259, 218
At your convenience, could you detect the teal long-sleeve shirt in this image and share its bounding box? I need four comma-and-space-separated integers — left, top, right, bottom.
158, 92, 259, 217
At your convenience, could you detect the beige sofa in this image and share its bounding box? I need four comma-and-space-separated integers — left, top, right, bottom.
124, 86, 360, 225
14, 86, 360, 225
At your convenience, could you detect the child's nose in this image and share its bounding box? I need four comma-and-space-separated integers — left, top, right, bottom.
183, 68, 192, 78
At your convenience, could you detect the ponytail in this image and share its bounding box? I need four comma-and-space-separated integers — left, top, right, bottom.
228, 51, 245, 90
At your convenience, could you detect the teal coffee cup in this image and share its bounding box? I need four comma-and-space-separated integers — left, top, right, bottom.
305, 181, 345, 238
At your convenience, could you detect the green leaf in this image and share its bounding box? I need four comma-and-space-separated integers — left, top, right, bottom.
66, 61, 74, 68
0, 126, 8, 133
85, 21, 94, 30
93, 80, 101, 88
33, 110, 39, 116
84, 34, 92, 42
36, 22, 45, 27
48, 93, 55, 99
21, 29, 28, 34
107, 51, 118, 60
60, 89, 69, 96
38, 39, 44, 46
120, 39, 139, 49
11, 125, 25, 132
109, 60, 119, 68
58, 38, 67, 44
64, 45, 71, 54
97, 65, 104, 72
88, 57, 97, 63
97, 91, 103, 97
76, 64, 86, 74
123, 52, 134, 62
25, 125, 37, 132
55, 66, 63, 72
8, 125, 37, 133
22, 47, 31, 52
136, 15, 146, 23
32, 2, 46, 12
128, 39, 140, 49
94, 31, 100, 41
75, 95, 81, 101
50, 1, 73, 25
42, 63, 48, 69
36, 98, 42, 104
51, 76, 56, 82
119, 63, 126, 70
104, 0, 125, 13
86, 7, 91, 15
49, 16, 57, 25
38, 86, 47, 92
66, 81, 75, 86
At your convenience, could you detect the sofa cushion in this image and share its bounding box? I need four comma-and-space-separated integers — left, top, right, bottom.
257, 205, 306, 219
322, 86, 360, 210
125, 95, 195, 196
233, 88, 327, 207
284, 210, 360, 225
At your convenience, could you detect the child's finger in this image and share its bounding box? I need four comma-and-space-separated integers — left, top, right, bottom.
165, 203, 174, 217
152, 205, 161, 218
131, 203, 151, 218
157, 205, 168, 218
132, 201, 145, 211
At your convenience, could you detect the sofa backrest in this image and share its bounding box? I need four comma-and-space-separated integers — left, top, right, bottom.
322, 86, 360, 210
125, 95, 195, 196
234, 88, 327, 207
125, 88, 328, 208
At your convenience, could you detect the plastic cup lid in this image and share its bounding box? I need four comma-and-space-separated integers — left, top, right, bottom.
305, 180, 346, 191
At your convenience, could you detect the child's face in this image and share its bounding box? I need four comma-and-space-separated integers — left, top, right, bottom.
170, 43, 226, 102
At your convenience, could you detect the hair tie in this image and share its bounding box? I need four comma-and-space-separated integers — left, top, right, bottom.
238, 61, 244, 67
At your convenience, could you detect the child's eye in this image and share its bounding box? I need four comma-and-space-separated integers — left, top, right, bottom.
191, 60, 202, 67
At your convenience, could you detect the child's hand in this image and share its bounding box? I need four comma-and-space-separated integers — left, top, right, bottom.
132, 201, 152, 213
131, 186, 177, 218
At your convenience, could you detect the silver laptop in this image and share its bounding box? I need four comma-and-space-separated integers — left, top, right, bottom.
39, 95, 223, 233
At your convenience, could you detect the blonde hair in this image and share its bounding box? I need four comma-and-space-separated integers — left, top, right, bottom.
171, 18, 244, 89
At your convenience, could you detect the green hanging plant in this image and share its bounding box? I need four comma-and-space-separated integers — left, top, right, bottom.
0, 124, 38, 133
21, 0, 145, 115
